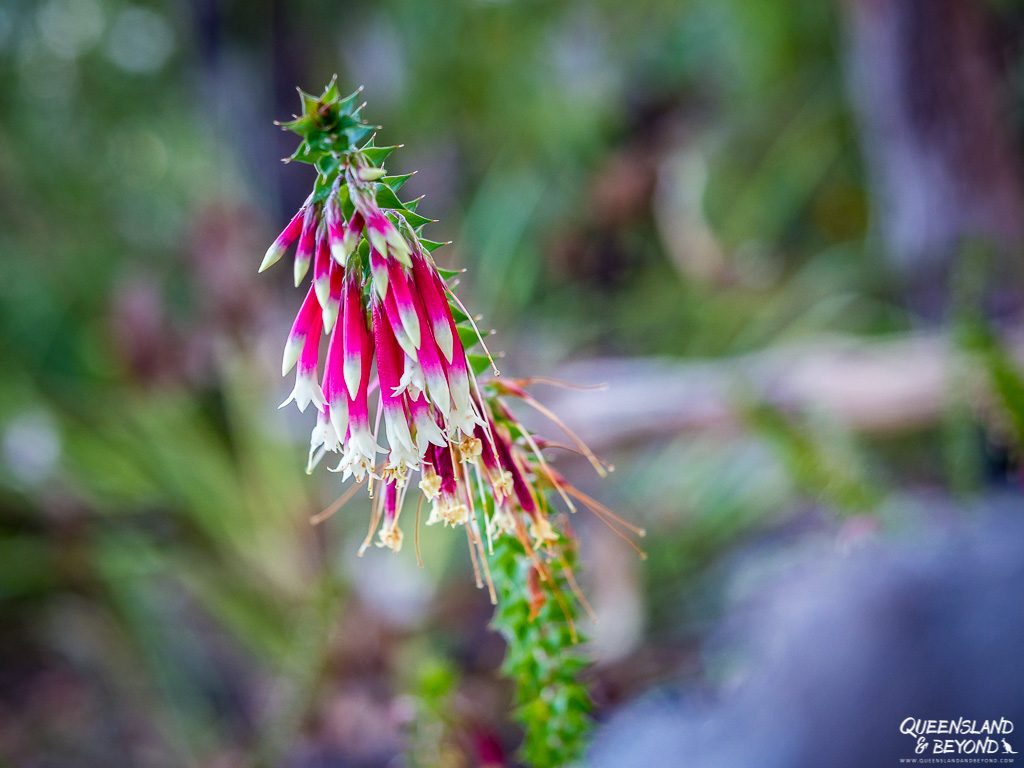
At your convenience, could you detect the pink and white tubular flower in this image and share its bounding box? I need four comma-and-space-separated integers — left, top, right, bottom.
307, 406, 341, 474
341, 211, 363, 263
322, 259, 344, 334
410, 248, 455, 364
409, 390, 447, 458
372, 299, 418, 478
312, 223, 332, 312
325, 197, 351, 267
368, 247, 391, 305
426, 444, 469, 527
260, 195, 310, 273
491, 423, 538, 516
382, 282, 417, 359
474, 422, 514, 502
321, 294, 350, 446
442, 306, 483, 437
280, 287, 326, 413
350, 183, 411, 267
293, 204, 318, 288
384, 257, 421, 349
410, 246, 483, 436
418, 445, 443, 500
408, 284, 452, 420
376, 479, 403, 552
334, 276, 379, 481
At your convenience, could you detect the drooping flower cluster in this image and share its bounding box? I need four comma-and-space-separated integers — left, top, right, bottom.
261, 81, 641, 575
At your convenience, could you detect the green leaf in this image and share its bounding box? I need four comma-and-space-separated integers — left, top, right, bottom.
458, 325, 489, 350
337, 86, 363, 114
397, 208, 433, 228
468, 354, 491, 376
346, 124, 375, 146
315, 155, 340, 178
321, 75, 340, 103
312, 176, 333, 204
362, 145, 400, 166
297, 87, 320, 116
374, 185, 406, 211
419, 239, 448, 253
383, 173, 414, 192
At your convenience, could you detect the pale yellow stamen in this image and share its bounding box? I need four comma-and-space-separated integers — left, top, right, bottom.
382, 462, 409, 488
418, 469, 442, 501
376, 524, 404, 552
529, 515, 560, 548
457, 436, 482, 463
440, 501, 469, 527
489, 507, 517, 539
493, 470, 514, 500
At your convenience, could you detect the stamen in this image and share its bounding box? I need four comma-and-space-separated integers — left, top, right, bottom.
564, 485, 646, 538
444, 287, 500, 376
520, 430, 576, 513
465, 520, 484, 590
414, 492, 424, 568
514, 376, 608, 392
358, 489, 384, 555
519, 393, 609, 478
563, 486, 648, 560
472, 464, 496, 554
562, 562, 596, 623
535, 439, 616, 474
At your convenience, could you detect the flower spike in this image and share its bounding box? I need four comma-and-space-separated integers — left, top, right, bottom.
260, 83, 639, 768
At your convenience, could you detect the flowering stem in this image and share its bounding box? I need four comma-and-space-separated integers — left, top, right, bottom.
259, 79, 639, 767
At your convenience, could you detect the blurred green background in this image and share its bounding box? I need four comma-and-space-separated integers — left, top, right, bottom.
2, 0, 1024, 765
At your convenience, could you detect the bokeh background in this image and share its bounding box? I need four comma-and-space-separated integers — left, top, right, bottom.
3, 0, 1024, 766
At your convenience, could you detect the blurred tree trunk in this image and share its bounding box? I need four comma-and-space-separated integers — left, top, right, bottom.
843, 0, 1024, 320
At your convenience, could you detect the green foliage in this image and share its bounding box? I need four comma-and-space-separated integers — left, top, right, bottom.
745, 402, 882, 514
489, 533, 592, 768
961, 321, 1024, 447
402, 658, 463, 768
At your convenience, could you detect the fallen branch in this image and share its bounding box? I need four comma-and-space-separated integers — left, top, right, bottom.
539, 330, 1023, 450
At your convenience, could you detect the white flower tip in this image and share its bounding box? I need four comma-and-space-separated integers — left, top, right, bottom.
329, 408, 349, 443
343, 359, 362, 401
322, 302, 340, 334
259, 244, 285, 273
294, 257, 310, 287
435, 326, 454, 364
415, 419, 447, 453
392, 245, 412, 268
281, 337, 303, 376
330, 243, 351, 267
425, 381, 452, 420
387, 229, 410, 258
368, 229, 387, 256
341, 230, 360, 257
313, 276, 331, 308
279, 372, 326, 413
401, 312, 421, 349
